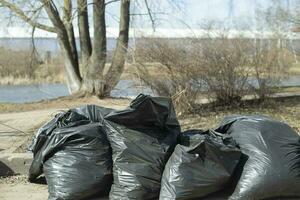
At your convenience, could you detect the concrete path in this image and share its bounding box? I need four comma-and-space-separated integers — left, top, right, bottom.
0, 109, 59, 153
0, 183, 48, 200
0, 182, 110, 200
0, 182, 228, 200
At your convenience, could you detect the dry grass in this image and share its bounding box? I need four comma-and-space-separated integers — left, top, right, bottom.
289, 62, 300, 75
179, 96, 300, 133
0, 95, 130, 114
0, 175, 28, 184
277, 86, 300, 93
0, 48, 64, 85
0, 47, 136, 85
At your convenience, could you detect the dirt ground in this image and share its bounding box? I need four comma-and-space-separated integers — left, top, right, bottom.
0, 175, 110, 200
0, 177, 110, 200
0, 96, 299, 200
0, 182, 48, 200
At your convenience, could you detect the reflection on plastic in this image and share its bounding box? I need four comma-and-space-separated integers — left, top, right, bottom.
104, 94, 181, 200
216, 115, 300, 200
29, 105, 114, 200
160, 130, 241, 200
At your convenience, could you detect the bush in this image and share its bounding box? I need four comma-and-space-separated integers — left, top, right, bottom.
133, 36, 291, 113
249, 39, 293, 100
133, 38, 202, 114
196, 37, 252, 105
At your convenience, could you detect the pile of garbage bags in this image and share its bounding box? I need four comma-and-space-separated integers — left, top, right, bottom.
28, 94, 300, 200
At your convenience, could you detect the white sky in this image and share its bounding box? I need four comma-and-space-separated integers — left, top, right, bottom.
0, 0, 293, 37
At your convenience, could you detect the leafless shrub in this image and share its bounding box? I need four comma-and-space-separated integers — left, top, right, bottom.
196, 37, 252, 105
249, 39, 293, 100
133, 38, 202, 114
133, 36, 292, 114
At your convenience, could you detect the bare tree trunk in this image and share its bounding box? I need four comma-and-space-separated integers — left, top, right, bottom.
64, 0, 79, 73
83, 0, 107, 97
104, 0, 130, 96
43, 0, 82, 93
2, 0, 133, 97
77, 0, 92, 74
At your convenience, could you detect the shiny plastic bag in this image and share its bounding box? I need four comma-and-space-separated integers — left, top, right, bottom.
216, 115, 300, 200
29, 105, 113, 200
159, 130, 241, 200
104, 94, 181, 200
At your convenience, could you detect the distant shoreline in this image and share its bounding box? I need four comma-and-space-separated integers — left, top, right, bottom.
0, 76, 64, 85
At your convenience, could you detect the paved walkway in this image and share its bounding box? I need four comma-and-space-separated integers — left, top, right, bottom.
0, 109, 58, 153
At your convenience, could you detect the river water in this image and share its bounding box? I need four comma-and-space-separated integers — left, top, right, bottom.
0, 76, 300, 103
0, 80, 153, 103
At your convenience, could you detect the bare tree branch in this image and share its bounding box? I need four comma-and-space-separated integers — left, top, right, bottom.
144, 0, 155, 31
77, 0, 92, 62
105, 0, 120, 6
0, 0, 56, 32
43, 0, 83, 90
104, 0, 130, 95
63, 0, 79, 71
131, 12, 166, 16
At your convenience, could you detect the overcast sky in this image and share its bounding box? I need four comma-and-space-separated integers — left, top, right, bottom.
0, 0, 293, 35
106, 0, 290, 29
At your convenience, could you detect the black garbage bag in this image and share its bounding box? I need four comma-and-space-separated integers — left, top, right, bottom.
216, 115, 300, 200
28, 110, 89, 180
159, 130, 241, 200
29, 105, 113, 200
103, 94, 181, 200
